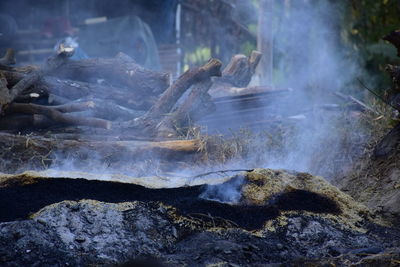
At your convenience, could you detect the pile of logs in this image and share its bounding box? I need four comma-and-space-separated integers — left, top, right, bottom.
0, 44, 262, 141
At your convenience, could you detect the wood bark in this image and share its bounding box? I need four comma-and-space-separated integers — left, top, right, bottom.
0, 132, 201, 154
0, 49, 16, 66
0, 58, 223, 133
210, 51, 262, 97
6, 103, 111, 129
0, 47, 74, 114
37, 77, 156, 109
52, 52, 170, 96
157, 79, 214, 137
0, 49, 268, 139
64, 99, 145, 121
58, 139, 202, 154
146, 58, 222, 120
219, 51, 262, 87
8, 71, 42, 103
47, 94, 71, 105
1, 71, 155, 110
0, 73, 10, 109
117, 58, 222, 138
0, 114, 53, 131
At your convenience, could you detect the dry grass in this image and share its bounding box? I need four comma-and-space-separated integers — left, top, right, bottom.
333, 98, 396, 179
187, 97, 396, 180
0, 134, 54, 173
0, 96, 394, 179
195, 126, 295, 167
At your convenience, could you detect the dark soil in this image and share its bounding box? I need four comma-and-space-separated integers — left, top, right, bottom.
0, 177, 341, 230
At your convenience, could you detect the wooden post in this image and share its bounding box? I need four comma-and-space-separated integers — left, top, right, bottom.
257, 0, 274, 86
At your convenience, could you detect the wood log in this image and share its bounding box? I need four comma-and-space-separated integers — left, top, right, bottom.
1, 71, 155, 110
0, 47, 75, 114
0, 73, 11, 109
383, 30, 400, 57
14, 93, 42, 103
46, 101, 96, 113
116, 59, 221, 137
146, 58, 222, 120
155, 52, 263, 136
0, 70, 144, 128
0, 70, 22, 86
0, 52, 225, 135
0, 49, 16, 72
6, 103, 111, 129
209, 51, 262, 97
58, 139, 202, 154
41, 44, 77, 73
52, 52, 170, 96
0, 114, 53, 131
0, 49, 16, 66
47, 94, 70, 105
220, 50, 262, 87
88, 99, 145, 120
7, 98, 142, 128
157, 79, 215, 137
0, 64, 38, 73
7, 71, 42, 104
64, 99, 145, 121
37, 77, 156, 109
0, 132, 201, 156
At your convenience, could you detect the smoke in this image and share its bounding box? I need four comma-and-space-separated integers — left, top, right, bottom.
260, 0, 362, 176
203, 0, 365, 179
200, 175, 245, 203
0, 0, 368, 202
195, 0, 366, 201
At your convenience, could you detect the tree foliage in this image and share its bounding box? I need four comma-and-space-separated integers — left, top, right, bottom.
344, 0, 400, 89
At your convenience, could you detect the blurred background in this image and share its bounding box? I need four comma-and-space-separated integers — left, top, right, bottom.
0, 0, 398, 89
1, 0, 400, 179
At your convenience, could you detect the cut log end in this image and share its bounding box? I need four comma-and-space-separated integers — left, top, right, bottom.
201, 58, 223, 78
249, 50, 262, 72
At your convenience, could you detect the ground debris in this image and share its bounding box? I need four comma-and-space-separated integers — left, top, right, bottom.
0, 168, 399, 266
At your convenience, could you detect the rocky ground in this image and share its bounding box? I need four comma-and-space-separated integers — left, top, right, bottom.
0, 169, 399, 266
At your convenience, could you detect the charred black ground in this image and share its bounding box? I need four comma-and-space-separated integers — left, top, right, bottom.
0, 177, 341, 230
272, 189, 341, 214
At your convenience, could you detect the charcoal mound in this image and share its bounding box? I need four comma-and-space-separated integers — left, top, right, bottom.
0, 168, 399, 266
0, 174, 340, 230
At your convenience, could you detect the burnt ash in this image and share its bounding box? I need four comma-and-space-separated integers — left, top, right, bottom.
0, 175, 399, 266
0, 177, 340, 230
272, 189, 341, 214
